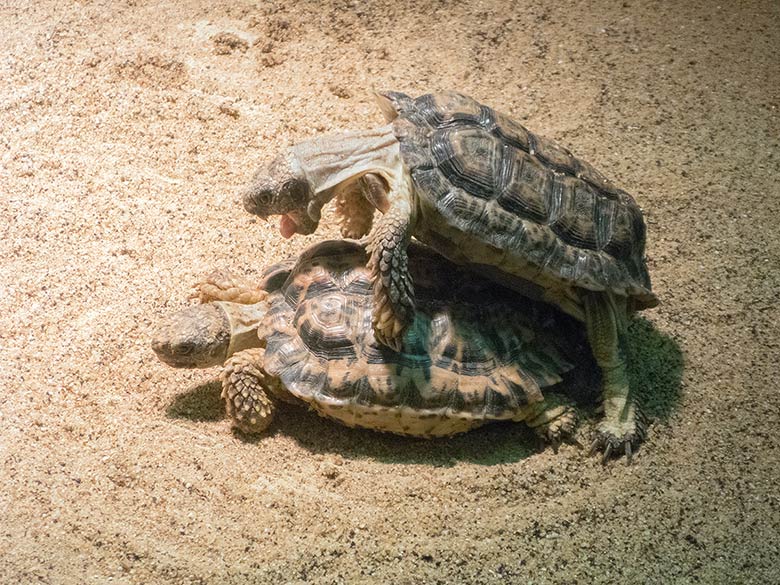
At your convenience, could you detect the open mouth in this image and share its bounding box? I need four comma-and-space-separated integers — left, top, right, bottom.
277, 209, 318, 237
279, 213, 298, 239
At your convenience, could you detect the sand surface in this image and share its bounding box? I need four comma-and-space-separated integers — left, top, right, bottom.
1, 0, 778, 583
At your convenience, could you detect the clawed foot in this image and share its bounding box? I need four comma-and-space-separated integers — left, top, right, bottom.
372, 308, 411, 352
191, 269, 267, 305
529, 403, 578, 453
334, 174, 382, 239
589, 412, 647, 465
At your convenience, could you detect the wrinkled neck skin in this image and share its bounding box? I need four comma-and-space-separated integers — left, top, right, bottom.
218, 301, 267, 358
290, 124, 403, 218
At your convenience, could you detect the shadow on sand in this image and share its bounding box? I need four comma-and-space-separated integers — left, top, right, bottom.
166, 316, 683, 466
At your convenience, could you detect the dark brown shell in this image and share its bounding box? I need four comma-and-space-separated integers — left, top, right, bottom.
385, 91, 657, 309
259, 240, 590, 425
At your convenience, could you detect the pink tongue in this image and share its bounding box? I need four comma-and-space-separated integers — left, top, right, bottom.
279, 214, 297, 239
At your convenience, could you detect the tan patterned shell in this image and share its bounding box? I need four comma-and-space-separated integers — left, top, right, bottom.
385, 91, 657, 309
258, 241, 589, 437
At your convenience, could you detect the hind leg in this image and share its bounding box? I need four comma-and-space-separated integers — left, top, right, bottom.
222, 348, 283, 434
525, 395, 578, 450
583, 291, 646, 463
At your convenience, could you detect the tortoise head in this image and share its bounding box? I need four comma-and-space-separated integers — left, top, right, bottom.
151, 304, 233, 368
242, 154, 321, 238
152, 302, 266, 369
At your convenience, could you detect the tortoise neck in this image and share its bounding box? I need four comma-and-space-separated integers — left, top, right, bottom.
290, 124, 401, 195
216, 301, 267, 357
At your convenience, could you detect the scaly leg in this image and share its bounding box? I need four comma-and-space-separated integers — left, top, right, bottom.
191, 269, 267, 305
583, 291, 645, 463
366, 195, 415, 351
221, 348, 282, 434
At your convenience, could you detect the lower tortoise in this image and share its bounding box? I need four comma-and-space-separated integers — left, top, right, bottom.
153, 240, 599, 446
241, 90, 657, 459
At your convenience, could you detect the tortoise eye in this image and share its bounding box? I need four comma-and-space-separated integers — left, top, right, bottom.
178, 342, 194, 355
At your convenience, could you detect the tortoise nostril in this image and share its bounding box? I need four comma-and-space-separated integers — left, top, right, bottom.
242, 190, 260, 213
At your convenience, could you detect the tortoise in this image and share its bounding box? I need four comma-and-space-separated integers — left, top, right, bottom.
152, 240, 597, 444
240, 90, 657, 459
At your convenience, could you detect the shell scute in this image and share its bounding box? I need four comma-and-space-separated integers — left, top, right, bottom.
488, 110, 532, 152
498, 153, 552, 223
423, 91, 483, 127
294, 293, 357, 360
550, 182, 600, 251
431, 128, 501, 200
530, 133, 578, 174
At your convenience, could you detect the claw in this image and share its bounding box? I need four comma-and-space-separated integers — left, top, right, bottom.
625, 442, 633, 465
375, 330, 402, 353
601, 442, 613, 464
589, 438, 601, 457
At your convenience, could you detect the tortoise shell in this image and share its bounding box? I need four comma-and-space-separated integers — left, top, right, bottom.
383, 91, 657, 309
258, 240, 591, 436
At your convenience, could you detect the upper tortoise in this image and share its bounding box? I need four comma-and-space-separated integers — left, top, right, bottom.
241, 90, 658, 459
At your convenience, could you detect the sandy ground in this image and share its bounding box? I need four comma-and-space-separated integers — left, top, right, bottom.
1, 0, 778, 583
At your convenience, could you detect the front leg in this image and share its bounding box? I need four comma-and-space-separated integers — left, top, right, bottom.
222, 348, 279, 434
333, 177, 377, 239
191, 269, 267, 305
366, 197, 415, 351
